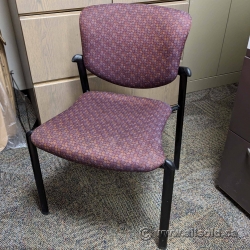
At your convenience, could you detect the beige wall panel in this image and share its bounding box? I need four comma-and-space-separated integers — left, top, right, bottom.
217, 0, 250, 75
15, 0, 112, 14
34, 78, 82, 123
182, 0, 231, 81
21, 12, 82, 84
187, 71, 240, 93
89, 75, 179, 105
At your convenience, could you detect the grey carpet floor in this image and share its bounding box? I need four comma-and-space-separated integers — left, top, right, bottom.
1, 84, 250, 249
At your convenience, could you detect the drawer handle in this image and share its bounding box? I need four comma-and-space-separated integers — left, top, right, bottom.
247, 148, 250, 156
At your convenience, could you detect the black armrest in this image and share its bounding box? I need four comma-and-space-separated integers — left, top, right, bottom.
178, 66, 192, 77
174, 66, 191, 170
72, 54, 83, 63
72, 54, 89, 92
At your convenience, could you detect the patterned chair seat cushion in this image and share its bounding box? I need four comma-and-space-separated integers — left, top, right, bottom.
31, 91, 172, 172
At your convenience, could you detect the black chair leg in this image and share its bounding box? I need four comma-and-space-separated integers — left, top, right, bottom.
158, 160, 176, 249
26, 131, 49, 215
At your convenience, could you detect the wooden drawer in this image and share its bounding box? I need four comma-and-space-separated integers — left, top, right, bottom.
218, 131, 250, 213
34, 78, 83, 123
89, 75, 180, 106
113, 0, 151, 3
15, 0, 112, 14
21, 7, 185, 84
230, 57, 250, 142
113, 0, 189, 8
21, 11, 82, 84
152, 1, 189, 12
35, 75, 179, 123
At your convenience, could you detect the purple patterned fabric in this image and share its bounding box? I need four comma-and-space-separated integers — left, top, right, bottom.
31, 91, 172, 172
80, 4, 191, 88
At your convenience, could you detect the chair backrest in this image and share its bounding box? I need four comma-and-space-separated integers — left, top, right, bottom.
79, 4, 191, 89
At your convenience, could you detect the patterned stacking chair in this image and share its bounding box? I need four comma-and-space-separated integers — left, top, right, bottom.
26, 4, 191, 249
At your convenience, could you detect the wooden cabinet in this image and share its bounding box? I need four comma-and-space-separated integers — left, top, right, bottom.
34, 78, 82, 123
19, 1, 189, 84
15, 0, 111, 14
9, 0, 189, 123
218, 45, 250, 214
218, 131, 250, 213
113, 0, 150, 3
89, 75, 180, 108
152, 1, 189, 12
35, 74, 180, 124
229, 57, 250, 143
113, 0, 189, 9
21, 11, 82, 83
9, 0, 250, 122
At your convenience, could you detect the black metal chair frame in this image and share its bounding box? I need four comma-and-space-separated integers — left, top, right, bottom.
26, 54, 191, 250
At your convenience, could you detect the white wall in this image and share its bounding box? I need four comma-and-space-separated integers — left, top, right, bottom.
0, 0, 26, 90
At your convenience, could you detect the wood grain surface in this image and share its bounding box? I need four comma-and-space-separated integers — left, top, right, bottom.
15, 0, 112, 14
21, 12, 82, 83
35, 75, 179, 123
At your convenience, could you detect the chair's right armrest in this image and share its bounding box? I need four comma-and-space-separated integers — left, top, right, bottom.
72, 54, 89, 92
178, 67, 192, 77
72, 54, 83, 63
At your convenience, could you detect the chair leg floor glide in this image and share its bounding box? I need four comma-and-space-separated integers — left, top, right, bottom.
26, 131, 49, 215
158, 160, 176, 249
